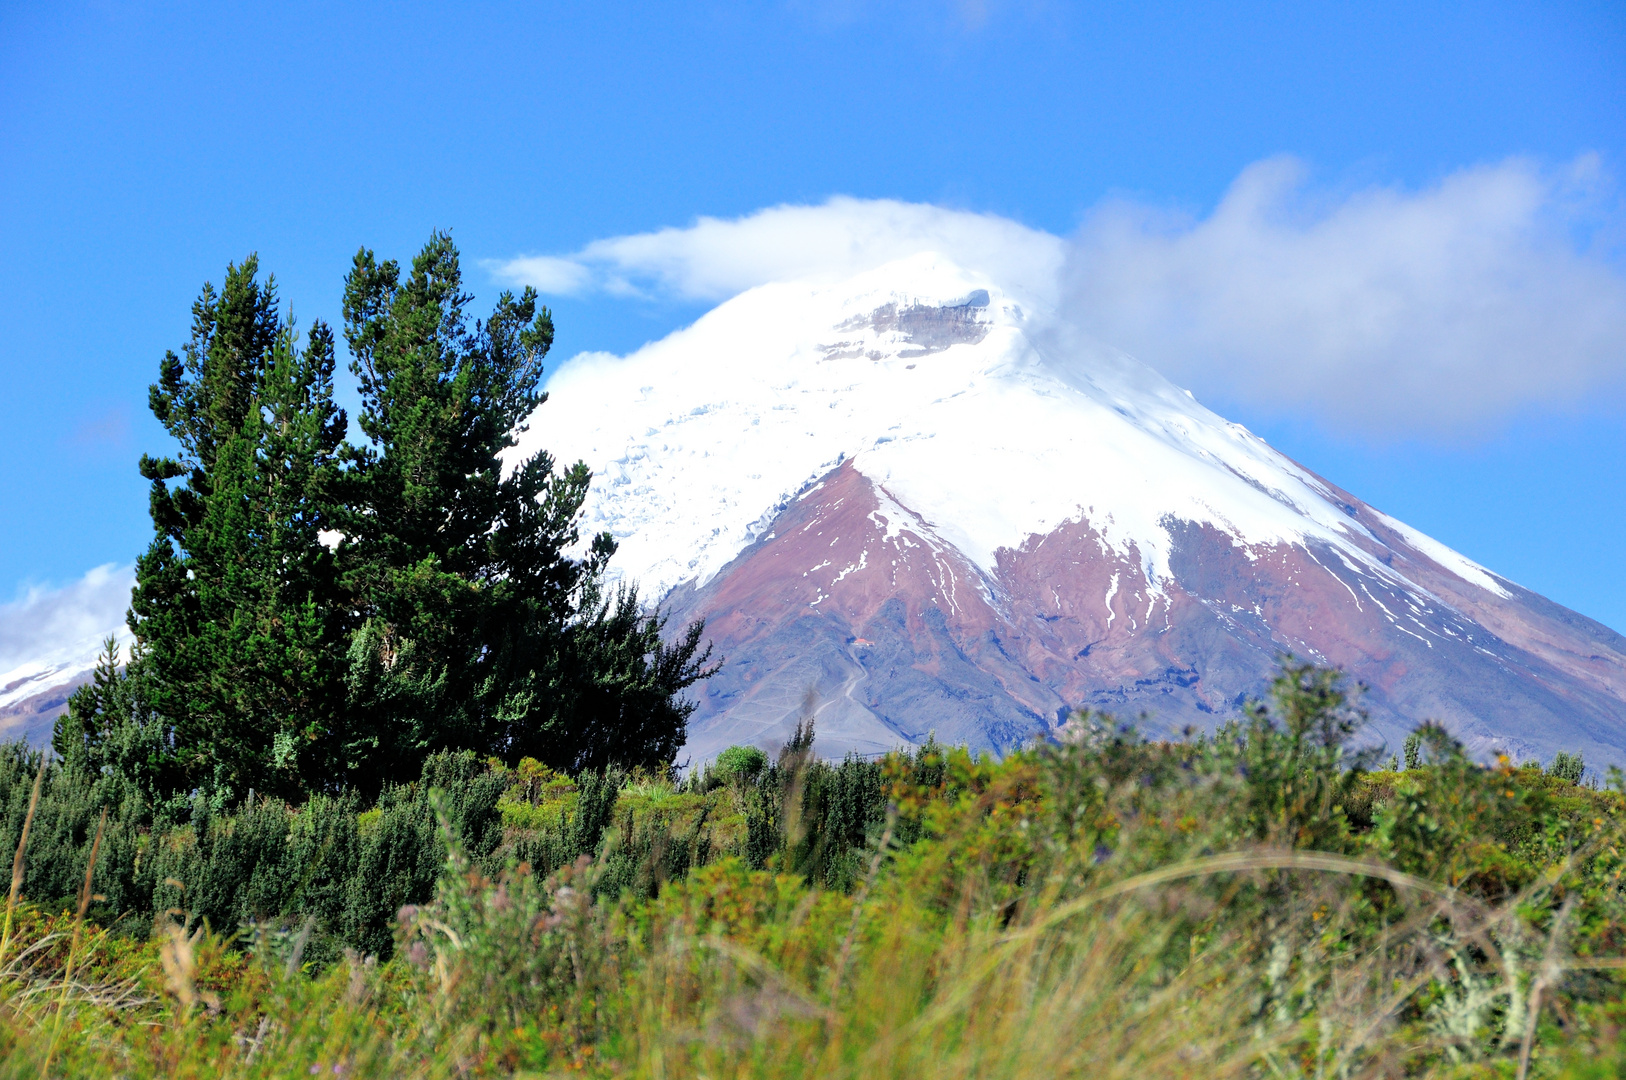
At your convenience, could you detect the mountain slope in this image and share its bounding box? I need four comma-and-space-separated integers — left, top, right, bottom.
516, 254, 1626, 765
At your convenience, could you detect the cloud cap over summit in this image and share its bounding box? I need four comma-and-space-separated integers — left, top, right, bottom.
495, 155, 1626, 436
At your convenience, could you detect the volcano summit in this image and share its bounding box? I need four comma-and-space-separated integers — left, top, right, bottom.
523, 254, 1626, 765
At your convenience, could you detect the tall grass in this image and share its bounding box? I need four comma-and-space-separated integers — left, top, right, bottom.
0, 676, 1621, 1076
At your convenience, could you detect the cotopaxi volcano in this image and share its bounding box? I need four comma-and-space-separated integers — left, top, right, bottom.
513, 253, 1626, 767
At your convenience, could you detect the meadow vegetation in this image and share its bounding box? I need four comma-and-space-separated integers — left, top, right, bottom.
0, 662, 1622, 1078
7, 242, 1623, 1075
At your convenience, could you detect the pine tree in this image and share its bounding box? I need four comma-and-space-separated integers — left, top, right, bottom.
497, 584, 711, 773
337, 233, 710, 788
54, 637, 168, 804
63, 238, 711, 805
91, 257, 350, 803
1402, 731, 1423, 771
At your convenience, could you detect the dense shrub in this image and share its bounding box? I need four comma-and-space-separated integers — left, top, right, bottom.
0, 747, 528, 960
1, 689, 1621, 1077
1550, 749, 1587, 784
0, 734, 923, 959
3, 663, 1623, 1076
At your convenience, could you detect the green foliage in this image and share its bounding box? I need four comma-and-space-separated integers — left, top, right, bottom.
1405, 729, 1424, 770
704, 745, 769, 789
58, 237, 713, 807
3, 658, 1623, 1077
0, 730, 913, 958
1549, 749, 1586, 785
337, 232, 617, 785
1182, 658, 1374, 849
87, 257, 351, 804
51, 638, 168, 812
0, 747, 539, 961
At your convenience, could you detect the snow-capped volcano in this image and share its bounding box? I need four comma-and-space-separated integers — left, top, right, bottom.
517, 254, 1626, 765
527, 254, 1507, 605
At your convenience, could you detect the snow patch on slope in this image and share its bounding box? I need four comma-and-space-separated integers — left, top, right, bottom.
1369, 509, 1515, 598
0, 563, 134, 711
0, 634, 130, 711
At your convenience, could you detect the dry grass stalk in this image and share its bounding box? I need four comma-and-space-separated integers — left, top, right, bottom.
0, 752, 46, 972
158, 922, 201, 1013
1516, 896, 1577, 1080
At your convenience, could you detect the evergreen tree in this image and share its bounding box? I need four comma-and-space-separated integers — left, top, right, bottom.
337, 233, 710, 787
60, 258, 351, 804
61, 237, 711, 805
499, 585, 710, 773
53, 637, 166, 801
1402, 731, 1423, 771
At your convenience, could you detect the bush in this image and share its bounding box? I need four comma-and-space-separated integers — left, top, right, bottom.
4, 679, 1622, 1077
712, 745, 768, 786
4, 661, 1624, 1077
1550, 749, 1586, 785
0, 748, 527, 958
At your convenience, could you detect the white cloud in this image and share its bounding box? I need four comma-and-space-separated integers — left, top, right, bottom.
0, 564, 133, 678
498, 255, 594, 296
1063, 155, 1626, 433
491, 157, 1626, 435
489, 196, 1065, 307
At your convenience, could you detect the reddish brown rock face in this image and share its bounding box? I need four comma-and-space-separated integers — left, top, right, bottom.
668, 462, 1626, 766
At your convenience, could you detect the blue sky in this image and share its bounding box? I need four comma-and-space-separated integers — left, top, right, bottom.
1, 0, 1623, 649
